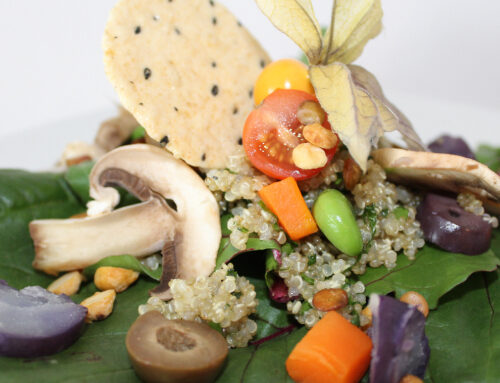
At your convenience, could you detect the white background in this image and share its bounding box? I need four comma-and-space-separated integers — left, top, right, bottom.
0, 0, 499, 169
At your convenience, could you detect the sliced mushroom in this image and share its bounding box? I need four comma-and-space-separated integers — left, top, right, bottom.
94, 107, 140, 152
372, 148, 500, 201
30, 145, 221, 299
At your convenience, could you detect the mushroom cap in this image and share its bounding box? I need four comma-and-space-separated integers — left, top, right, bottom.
126, 311, 228, 383
372, 148, 500, 201
89, 144, 221, 284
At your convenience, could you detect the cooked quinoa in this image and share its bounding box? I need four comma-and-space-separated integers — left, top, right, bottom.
279, 235, 366, 328
143, 151, 430, 344
457, 192, 499, 228
138, 264, 258, 348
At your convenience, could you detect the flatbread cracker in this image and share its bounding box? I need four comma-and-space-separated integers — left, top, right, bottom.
103, 0, 270, 168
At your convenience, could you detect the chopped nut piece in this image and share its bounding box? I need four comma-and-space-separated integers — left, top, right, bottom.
94, 266, 140, 293
81, 290, 116, 323
360, 306, 372, 331
302, 123, 338, 149
297, 100, 326, 125
292, 143, 328, 170
400, 375, 424, 383
70, 212, 88, 219
312, 288, 349, 312
66, 155, 92, 167
400, 291, 429, 318
343, 157, 362, 190
47, 271, 84, 296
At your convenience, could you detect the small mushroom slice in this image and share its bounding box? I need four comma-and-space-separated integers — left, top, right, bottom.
95, 107, 140, 152
126, 311, 228, 383
372, 148, 500, 201
30, 145, 221, 296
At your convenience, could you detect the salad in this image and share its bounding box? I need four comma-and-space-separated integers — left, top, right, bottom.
1, 0, 499, 382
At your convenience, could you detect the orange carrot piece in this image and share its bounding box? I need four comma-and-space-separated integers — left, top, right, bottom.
258, 177, 318, 240
286, 311, 372, 383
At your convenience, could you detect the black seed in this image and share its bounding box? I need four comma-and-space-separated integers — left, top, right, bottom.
174, 106, 179, 112
237, 21, 242, 27
238, 137, 243, 145
153, 15, 159, 21
114, 36, 118, 39
174, 27, 181, 35
249, 89, 253, 98
212, 17, 217, 25
139, 102, 144, 106
233, 107, 239, 115
211, 85, 219, 96
160, 136, 169, 145
144, 68, 152, 80
260, 59, 266, 68
129, 80, 135, 85
168, 0, 173, 2
209, 0, 215, 5
135, 26, 141, 34
211, 61, 217, 68
201, 153, 207, 161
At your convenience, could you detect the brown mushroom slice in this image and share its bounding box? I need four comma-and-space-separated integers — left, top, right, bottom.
95, 107, 140, 152
372, 148, 500, 201
30, 145, 221, 292
126, 311, 228, 383
88, 145, 221, 293
31, 198, 176, 275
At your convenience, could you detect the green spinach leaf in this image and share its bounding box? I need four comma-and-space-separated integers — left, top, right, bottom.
83, 255, 162, 281
216, 327, 306, 383
0, 169, 154, 382
476, 144, 500, 171
425, 271, 500, 382
249, 277, 295, 340
359, 244, 499, 309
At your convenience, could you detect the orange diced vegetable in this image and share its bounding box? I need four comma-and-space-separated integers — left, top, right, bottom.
258, 177, 318, 240
286, 311, 372, 383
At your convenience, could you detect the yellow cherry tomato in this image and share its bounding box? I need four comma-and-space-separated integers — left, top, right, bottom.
253, 58, 315, 106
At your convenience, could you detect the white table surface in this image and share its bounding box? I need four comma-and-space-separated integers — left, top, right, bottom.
0, 0, 499, 170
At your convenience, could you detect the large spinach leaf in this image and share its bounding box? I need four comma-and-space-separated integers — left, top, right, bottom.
425, 271, 500, 382
216, 327, 306, 383
0, 169, 154, 382
359, 244, 499, 309
0, 170, 301, 382
0, 170, 84, 288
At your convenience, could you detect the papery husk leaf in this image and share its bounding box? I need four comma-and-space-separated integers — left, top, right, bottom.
322, 0, 382, 64
349, 64, 427, 150
310, 62, 383, 171
255, 0, 323, 64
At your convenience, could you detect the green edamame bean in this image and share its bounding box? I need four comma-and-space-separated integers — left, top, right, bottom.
313, 189, 363, 256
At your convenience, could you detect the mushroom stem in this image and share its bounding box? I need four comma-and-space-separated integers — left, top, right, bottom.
31, 198, 176, 275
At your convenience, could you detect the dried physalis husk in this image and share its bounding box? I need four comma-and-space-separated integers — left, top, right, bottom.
309, 63, 382, 171
255, 0, 323, 64
349, 65, 426, 151
310, 63, 425, 171
321, 0, 383, 65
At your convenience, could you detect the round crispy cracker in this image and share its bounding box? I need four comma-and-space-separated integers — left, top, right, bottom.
103, 0, 270, 168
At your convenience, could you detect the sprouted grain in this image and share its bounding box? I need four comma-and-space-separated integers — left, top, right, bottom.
138, 264, 258, 347
457, 192, 498, 228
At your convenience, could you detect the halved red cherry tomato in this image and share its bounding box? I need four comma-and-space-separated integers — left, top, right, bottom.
243, 89, 338, 180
